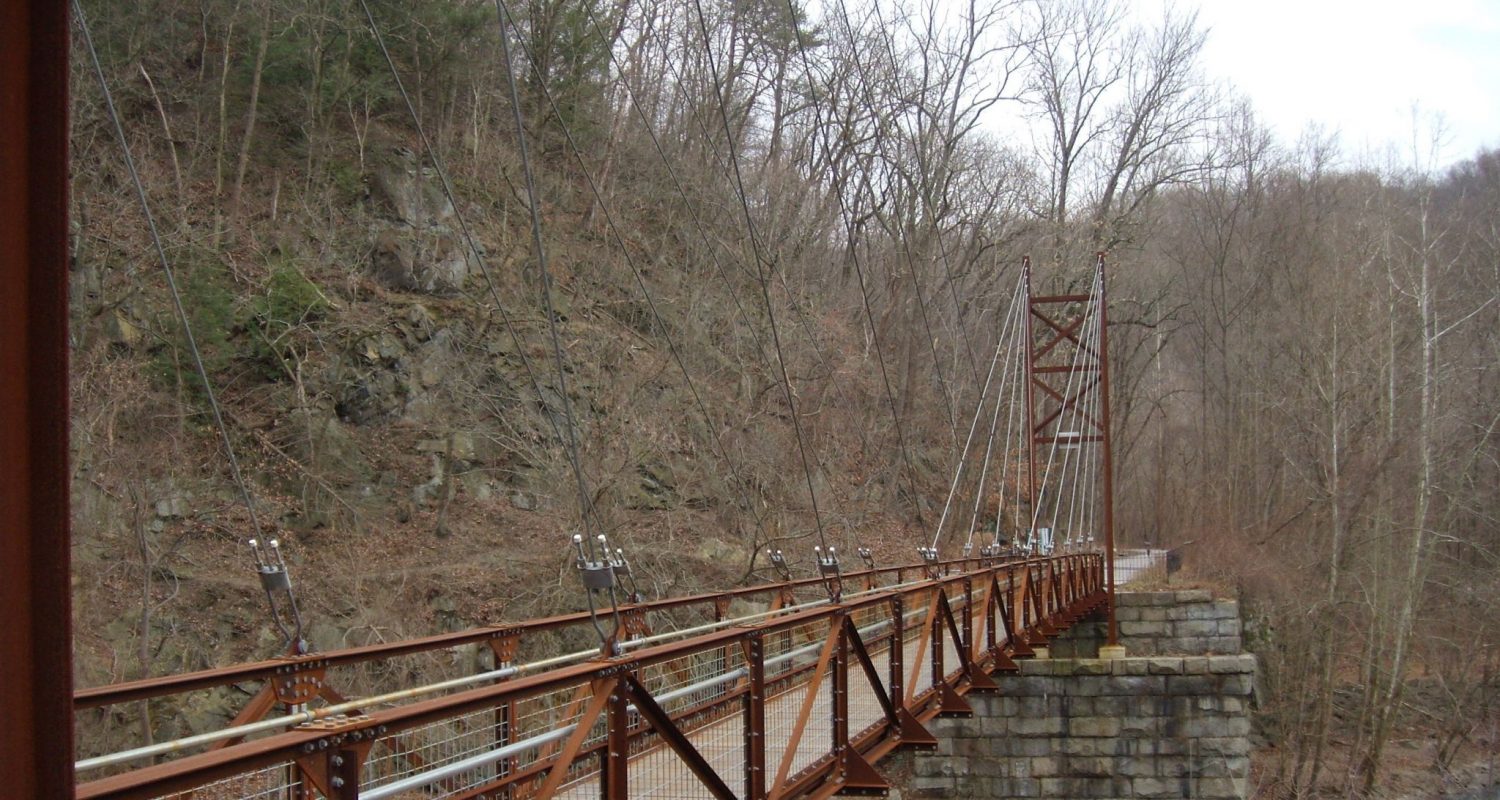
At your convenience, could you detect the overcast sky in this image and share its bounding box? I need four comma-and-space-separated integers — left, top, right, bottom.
1177, 0, 1500, 168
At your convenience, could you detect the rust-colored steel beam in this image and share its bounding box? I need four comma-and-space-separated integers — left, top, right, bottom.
1, 1, 74, 796
1095, 254, 1119, 646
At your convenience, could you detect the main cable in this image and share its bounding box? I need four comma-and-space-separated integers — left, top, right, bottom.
688, 0, 833, 557
74, 0, 265, 541
356, 0, 602, 537
491, 0, 777, 563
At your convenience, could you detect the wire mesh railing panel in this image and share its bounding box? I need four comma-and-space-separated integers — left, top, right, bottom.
360, 706, 499, 790
151, 762, 301, 800
942, 627, 963, 682
1115, 549, 1166, 585
901, 599, 934, 697
555, 772, 601, 799
638, 643, 745, 718
627, 707, 745, 799
763, 619, 831, 681
788, 670, 833, 780
847, 645, 890, 740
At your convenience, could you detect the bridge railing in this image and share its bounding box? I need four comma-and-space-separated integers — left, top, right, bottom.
76, 553, 1105, 800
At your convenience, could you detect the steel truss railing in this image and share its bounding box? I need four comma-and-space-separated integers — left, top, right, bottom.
76, 553, 1105, 800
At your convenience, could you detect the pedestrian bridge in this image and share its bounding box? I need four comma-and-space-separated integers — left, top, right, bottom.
74, 553, 1115, 799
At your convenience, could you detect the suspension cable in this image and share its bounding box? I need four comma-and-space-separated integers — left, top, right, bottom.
995, 278, 1028, 547
689, 0, 933, 530
688, 0, 832, 557
355, 0, 601, 537
928, 303, 1013, 551
965, 272, 1026, 549
574, 5, 771, 369
845, 0, 985, 393
74, 0, 265, 540
490, 0, 777, 560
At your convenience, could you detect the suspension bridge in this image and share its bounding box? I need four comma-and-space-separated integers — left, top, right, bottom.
64, 252, 1134, 798
0, 2, 1168, 798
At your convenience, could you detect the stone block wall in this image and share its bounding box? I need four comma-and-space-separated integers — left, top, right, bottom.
910, 654, 1255, 800
1049, 591, 1242, 658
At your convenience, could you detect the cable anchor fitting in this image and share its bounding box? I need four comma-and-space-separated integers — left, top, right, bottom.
573, 533, 630, 656
815, 545, 843, 603
917, 546, 941, 579
249, 537, 308, 655
767, 548, 792, 581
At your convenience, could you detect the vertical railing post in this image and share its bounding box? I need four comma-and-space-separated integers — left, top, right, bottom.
1022, 257, 1039, 545
985, 574, 998, 657
962, 577, 976, 663
889, 597, 905, 707
330, 745, 366, 799
831, 616, 849, 758
746, 636, 766, 800
1096, 253, 1118, 646
604, 674, 628, 800
488, 635, 520, 799
930, 590, 944, 686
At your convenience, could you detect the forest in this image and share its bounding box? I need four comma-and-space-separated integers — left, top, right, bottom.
66, 0, 1499, 795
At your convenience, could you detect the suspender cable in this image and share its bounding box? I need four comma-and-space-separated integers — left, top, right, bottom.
74, 0, 264, 541
688, 0, 833, 558
965, 273, 1026, 549
711, 0, 938, 530
574, 7, 771, 369
928, 316, 1010, 551
994, 284, 1028, 548
850, 0, 986, 389
356, 0, 602, 537
487, 6, 596, 540
490, 0, 777, 565
77, 0, 317, 651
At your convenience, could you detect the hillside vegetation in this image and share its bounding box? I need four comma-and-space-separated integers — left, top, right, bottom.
69, 0, 1498, 793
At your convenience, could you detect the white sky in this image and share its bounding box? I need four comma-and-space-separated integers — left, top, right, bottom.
1166, 0, 1500, 168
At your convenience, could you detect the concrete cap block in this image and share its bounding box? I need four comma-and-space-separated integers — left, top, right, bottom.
1207, 654, 1256, 674
1146, 657, 1186, 675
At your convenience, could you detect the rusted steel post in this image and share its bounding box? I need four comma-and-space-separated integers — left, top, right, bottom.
1096, 253, 1118, 646
745, 637, 766, 800
1022, 257, 1039, 542
929, 593, 944, 686
605, 675, 629, 800
888, 597, 905, 706
831, 622, 849, 756
331, 746, 364, 799
0, 1, 73, 796
961, 577, 974, 658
